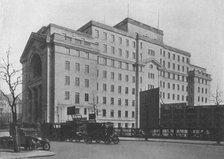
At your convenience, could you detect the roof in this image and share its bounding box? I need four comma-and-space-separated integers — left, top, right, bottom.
114, 18, 164, 36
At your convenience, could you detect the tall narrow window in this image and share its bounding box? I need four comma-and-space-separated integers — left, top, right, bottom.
75, 92, 79, 104
65, 61, 70, 71
75, 63, 80, 72
65, 91, 70, 100
75, 77, 80, 86
85, 65, 89, 73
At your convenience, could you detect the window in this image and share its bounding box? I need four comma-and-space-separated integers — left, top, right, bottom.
173, 54, 175, 60
85, 79, 89, 88
168, 93, 170, 99
95, 29, 99, 38
126, 39, 129, 46
132, 76, 135, 83
125, 111, 128, 117
125, 123, 128, 128
118, 98, 121, 105
163, 50, 165, 57
65, 91, 70, 100
173, 74, 175, 80
111, 85, 114, 92
103, 32, 107, 40
103, 58, 107, 65
198, 87, 200, 93
118, 86, 122, 93
111, 34, 115, 42
85, 93, 89, 101
103, 44, 107, 53
97, 83, 99, 90
75, 77, 80, 86
173, 94, 175, 100
111, 46, 115, 54
182, 57, 185, 62
119, 37, 122, 44
103, 83, 107, 91
168, 52, 170, 59
103, 97, 107, 104
168, 83, 170, 89
125, 87, 128, 94
118, 110, 121, 117
132, 88, 135, 95
173, 63, 175, 70
110, 110, 114, 117
75, 63, 80, 72
111, 72, 115, 80
182, 66, 185, 72
182, 85, 185, 91
119, 61, 122, 68
125, 50, 129, 58
65, 76, 70, 85
125, 75, 129, 82
111, 59, 115, 67
140, 42, 143, 49
177, 95, 180, 100
103, 109, 106, 117
85, 65, 89, 73
133, 41, 136, 48
125, 63, 129, 70
177, 84, 180, 90
111, 98, 114, 105
75, 92, 79, 104
182, 95, 184, 101
198, 96, 200, 102
187, 58, 189, 63
168, 62, 170, 68
133, 52, 136, 59
173, 84, 175, 90
132, 111, 135, 118
119, 48, 122, 57
84, 108, 87, 115
103, 70, 107, 78
182, 76, 185, 82
140, 76, 142, 83
65, 61, 70, 71
118, 73, 122, 81
132, 100, 135, 106
125, 99, 128, 106
178, 55, 180, 61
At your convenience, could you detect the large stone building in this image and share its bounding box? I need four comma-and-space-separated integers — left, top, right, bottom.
20, 18, 211, 127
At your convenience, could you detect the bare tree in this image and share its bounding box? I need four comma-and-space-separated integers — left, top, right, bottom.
211, 87, 224, 105
0, 48, 22, 152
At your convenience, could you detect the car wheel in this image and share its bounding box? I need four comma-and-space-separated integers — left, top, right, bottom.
43, 142, 50, 150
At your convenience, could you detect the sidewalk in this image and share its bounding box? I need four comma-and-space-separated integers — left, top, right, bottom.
120, 137, 224, 145
0, 149, 55, 159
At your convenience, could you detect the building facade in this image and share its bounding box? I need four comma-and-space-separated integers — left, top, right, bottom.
20, 18, 211, 127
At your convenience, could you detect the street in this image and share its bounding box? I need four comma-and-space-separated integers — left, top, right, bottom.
43, 140, 224, 159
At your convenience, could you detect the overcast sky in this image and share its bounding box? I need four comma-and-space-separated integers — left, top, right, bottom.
0, 0, 224, 99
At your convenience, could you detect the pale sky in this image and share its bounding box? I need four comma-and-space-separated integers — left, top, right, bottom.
0, 0, 224, 100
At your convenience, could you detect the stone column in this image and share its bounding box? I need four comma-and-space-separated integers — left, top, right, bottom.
31, 88, 35, 123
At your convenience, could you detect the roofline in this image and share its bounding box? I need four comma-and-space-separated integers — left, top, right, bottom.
114, 18, 164, 36
190, 64, 206, 70
47, 23, 93, 39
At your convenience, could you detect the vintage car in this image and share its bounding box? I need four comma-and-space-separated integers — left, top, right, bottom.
18, 128, 50, 150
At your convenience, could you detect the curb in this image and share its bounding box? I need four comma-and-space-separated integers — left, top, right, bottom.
0, 150, 55, 159
119, 137, 224, 145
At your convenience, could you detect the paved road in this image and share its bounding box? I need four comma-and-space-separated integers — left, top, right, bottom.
44, 140, 224, 159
